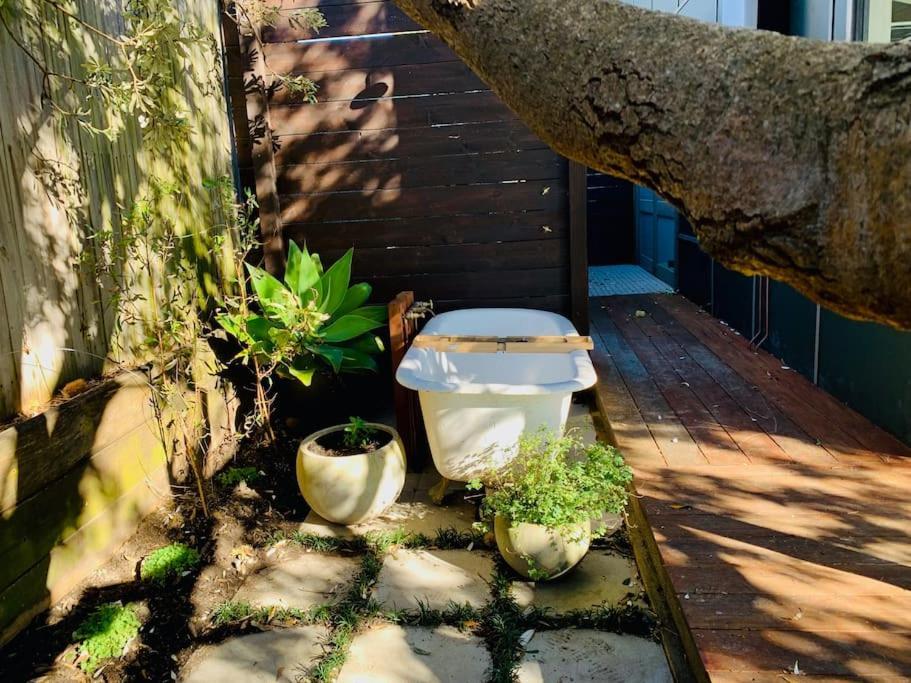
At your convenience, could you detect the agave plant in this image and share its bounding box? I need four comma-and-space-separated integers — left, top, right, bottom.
217, 243, 386, 386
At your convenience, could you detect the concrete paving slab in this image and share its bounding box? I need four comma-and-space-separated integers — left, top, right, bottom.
337, 624, 491, 683
180, 625, 329, 682
374, 549, 495, 611
299, 498, 477, 539
512, 551, 640, 613
232, 553, 360, 609
516, 629, 672, 682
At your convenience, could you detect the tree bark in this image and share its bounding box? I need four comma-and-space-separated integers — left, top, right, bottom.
394, 0, 911, 329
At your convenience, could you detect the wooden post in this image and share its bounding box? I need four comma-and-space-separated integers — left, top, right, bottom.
388, 291, 425, 471
569, 160, 590, 334
233, 5, 284, 274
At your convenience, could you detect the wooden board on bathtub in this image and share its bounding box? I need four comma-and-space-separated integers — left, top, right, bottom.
411, 335, 594, 353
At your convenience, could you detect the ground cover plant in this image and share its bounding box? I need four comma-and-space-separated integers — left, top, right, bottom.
470, 429, 633, 537
216, 466, 263, 488
140, 543, 201, 585
71, 601, 141, 674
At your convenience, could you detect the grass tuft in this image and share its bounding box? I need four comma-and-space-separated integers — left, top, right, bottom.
307, 545, 386, 681
480, 561, 525, 683
210, 601, 319, 627
521, 602, 658, 639
72, 601, 141, 674
396, 600, 480, 630
140, 543, 201, 585
266, 526, 484, 554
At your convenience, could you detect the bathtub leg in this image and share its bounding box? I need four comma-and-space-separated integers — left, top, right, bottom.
428, 477, 450, 505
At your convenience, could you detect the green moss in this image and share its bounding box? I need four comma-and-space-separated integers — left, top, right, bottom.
140, 543, 201, 585
72, 601, 141, 673
216, 466, 262, 488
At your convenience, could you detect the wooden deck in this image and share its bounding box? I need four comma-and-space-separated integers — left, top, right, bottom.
590, 293, 911, 682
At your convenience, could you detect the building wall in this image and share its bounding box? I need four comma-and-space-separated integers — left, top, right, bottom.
681, 0, 911, 445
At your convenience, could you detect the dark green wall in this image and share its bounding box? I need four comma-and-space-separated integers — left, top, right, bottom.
818, 311, 911, 444
765, 282, 817, 380
683, 259, 911, 446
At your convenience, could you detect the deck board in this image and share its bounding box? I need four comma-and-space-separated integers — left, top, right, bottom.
590, 294, 911, 681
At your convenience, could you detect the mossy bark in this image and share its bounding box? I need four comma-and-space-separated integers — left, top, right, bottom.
395, 0, 911, 329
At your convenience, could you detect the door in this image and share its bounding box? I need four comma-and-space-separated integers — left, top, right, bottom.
634, 187, 679, 287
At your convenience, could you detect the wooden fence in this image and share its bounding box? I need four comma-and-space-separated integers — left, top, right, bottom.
227, 0, 587, 322
0, 0, 233, 421
0, 0, 235, 640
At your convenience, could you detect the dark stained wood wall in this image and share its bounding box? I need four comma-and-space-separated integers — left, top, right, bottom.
226, 0, 573, 314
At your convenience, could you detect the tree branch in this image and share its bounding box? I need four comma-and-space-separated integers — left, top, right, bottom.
395, 0, 911, 329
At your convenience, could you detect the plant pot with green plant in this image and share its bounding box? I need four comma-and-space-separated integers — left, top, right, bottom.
217, 243, 401, 522
216, 241, 388, 438
297, 416, 406, 524
470, 430, 633, 580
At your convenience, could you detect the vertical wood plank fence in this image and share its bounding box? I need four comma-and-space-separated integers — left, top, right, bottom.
0, 0, 235, 641
0, 0, 232, 421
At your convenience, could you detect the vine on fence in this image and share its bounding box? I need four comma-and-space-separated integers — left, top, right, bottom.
0, 0, 328, 512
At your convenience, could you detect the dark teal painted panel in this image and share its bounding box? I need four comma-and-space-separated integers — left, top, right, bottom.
818, 310, 911, 445
764, 281, 816, 379
711, 263, 754, 338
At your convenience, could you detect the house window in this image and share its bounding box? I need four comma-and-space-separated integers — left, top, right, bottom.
861, 0, 911, 42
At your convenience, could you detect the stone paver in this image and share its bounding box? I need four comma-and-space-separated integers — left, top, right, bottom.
299, 498, 477, 539
512, 551, 640, 613
516, 629, 672, 683
180, 625, 329, 682
233, 552, 360, 609
298, 464, 479, 539
374, 549, 495, 611
337, 624, 491, 683
566, 402, 598, 445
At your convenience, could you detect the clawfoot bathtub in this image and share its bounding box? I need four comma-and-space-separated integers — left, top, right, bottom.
395, 308, 597, 484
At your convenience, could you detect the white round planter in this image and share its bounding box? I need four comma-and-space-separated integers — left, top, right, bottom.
296, 423, 406, 525
494, 515, 591, 580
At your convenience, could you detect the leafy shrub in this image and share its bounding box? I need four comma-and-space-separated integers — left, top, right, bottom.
469, 430, 632, 536
140, 543, 201, 585
217, 243, 386, 386
72, 602, 140, 673
216, 466, 262, 487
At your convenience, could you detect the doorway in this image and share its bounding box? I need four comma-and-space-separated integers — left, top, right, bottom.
585, 171, 676, 297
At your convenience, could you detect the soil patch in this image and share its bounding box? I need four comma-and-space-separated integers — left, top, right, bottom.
2, 425, 308, 682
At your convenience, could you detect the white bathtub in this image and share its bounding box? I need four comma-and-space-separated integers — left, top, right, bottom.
395, 308, 597, 482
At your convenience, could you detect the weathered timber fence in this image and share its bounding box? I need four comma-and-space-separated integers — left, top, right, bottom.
0, 0, 233, 420
0, 0, 236, 641
226, 0, 586, 320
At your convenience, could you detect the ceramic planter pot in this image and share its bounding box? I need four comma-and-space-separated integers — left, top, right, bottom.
296, 423, 406, 525
494, 515, 591, 580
